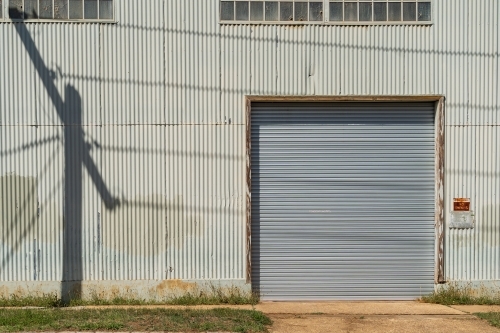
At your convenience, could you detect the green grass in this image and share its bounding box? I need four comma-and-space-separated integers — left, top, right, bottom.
420, 285, 500, 305
67, 296, 152, 307
0, 308, 271, 332
0, 294, 63, 308
167, 286, 260, 306
475, 313, 500, 328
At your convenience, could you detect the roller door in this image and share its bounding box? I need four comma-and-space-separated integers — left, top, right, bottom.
251, 102, 435, 300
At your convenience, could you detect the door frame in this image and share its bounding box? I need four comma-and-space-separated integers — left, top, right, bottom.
244, 95, 446, 285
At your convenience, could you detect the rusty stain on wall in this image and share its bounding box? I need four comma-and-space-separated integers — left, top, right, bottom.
245, 98, 252, 283
0, 285, 7, 298
435, 97, 445, 283
156, 279, 197, 295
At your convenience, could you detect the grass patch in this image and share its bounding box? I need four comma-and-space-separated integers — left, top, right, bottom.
68, 296, 151, 307
420, 284, 500, 305
167, 286, 260, 306
0, 308, 271, 332
475, 313, 500, 328
0, 295, 63, 308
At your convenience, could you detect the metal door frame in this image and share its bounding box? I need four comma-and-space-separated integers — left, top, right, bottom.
245, 95, 446, 285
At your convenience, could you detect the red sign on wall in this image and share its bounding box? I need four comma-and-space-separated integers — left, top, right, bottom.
453, 198, 470, 211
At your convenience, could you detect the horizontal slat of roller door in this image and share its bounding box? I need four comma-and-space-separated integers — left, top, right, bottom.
251, 102, 435, 300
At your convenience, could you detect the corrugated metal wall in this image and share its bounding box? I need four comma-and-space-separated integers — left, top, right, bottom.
1, 0, 499, 291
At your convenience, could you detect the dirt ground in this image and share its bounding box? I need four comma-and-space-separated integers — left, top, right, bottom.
255, 302, 500, 333
268, 313, 500, 333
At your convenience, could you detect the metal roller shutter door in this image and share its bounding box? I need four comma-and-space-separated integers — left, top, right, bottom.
251, 102, 435, 300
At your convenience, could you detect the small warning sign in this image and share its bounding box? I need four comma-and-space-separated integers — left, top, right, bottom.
453, 198, 470, 211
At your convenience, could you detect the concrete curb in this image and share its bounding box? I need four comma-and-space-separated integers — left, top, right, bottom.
254, 302, 467, 315
450, 305, 500, 313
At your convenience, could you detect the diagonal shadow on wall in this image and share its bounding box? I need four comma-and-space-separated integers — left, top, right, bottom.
8, 8, 119, 303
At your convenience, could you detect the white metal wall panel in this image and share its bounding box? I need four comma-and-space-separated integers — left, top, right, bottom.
78, 126, 103, 282
166, 0, 221, 125
467, 0, 499, 126
221, 25, 251, 125
275, 26, 313, 95
97, 124, 246, 281
100, 125, 167, 281
445, 126, 477, 281
403, 25, 434, 95
36, 126, 64, 282
445, 126, 500, 281
474, 127, 500, 280
49, 125, 103, 283
164, 125, 246, 280
433, 0, 470, 126
0, 24, 38, 125
100, 0, 165, 125
35, 24, 100, 126
320, 26, 345, 95
0, 126, 38, 281
250, 26, 278, 96
251, 102, 435, 300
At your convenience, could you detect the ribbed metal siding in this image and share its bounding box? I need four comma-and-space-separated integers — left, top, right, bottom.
251, 102, 435, 300
1, 0, 499, 290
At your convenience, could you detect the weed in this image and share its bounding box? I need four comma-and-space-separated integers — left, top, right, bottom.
475, 312, 500, 328
420, 284, 500, 305
168, 285, 260, 306
69, 295, 150, 307
0, 294, 63, 308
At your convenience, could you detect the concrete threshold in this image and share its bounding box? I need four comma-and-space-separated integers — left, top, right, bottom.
254, 301, 466, 315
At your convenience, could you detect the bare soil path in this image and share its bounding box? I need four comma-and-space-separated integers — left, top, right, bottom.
257, 301, 500, 333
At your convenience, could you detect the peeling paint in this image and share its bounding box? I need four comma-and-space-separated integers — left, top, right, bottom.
245, 98, 252, 284
156, 279, 197, 297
